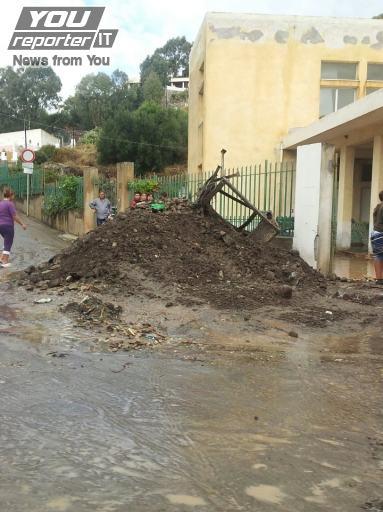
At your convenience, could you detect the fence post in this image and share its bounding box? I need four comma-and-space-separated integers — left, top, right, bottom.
116, 162, 134, 212
83, 166, 99, 233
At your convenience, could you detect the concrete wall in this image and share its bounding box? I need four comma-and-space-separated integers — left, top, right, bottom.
293, 144, 322, 267
15, 195, 85, 236
293, 142, 334, 273
189, 13, 383, 173
317, 144, 335, 273
188, 20, 207, 172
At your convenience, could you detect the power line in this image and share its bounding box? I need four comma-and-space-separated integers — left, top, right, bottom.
0, 109, 187, 151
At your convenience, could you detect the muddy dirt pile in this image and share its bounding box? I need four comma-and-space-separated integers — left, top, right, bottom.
22, 208, 327, 309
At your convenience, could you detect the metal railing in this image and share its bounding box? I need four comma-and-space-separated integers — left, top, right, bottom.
0, 162, 84, 210
128, 161, 296, 236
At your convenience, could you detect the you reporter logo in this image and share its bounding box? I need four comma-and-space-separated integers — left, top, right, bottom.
8, 7, 118, 50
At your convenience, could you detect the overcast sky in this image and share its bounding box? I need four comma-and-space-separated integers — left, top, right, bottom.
1, 0, 383, 100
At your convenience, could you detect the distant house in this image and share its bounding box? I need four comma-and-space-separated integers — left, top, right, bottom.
168, 77, 189, 91
0, 128, 60, 152
166, 77, 189, 108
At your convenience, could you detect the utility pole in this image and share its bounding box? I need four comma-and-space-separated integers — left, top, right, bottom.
24, 118, 30, 216
24, 118, 27, 148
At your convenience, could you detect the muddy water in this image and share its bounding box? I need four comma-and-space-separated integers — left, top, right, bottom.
334, 253, 375, 280
0, 218, 382, 511
0, 293, 382, 512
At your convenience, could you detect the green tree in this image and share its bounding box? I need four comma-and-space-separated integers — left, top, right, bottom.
64, 72, 114, 130
111, 69, 128, 88
110, 68, 143, 112
373, 14, 383, 19
142, 71, 164, 104
98, 101, 187, 174
78, 127, 101, 145
140, 36, 192, 86
63, 69, 143, 131
0, 66, 61, 132
140, 53, 170, 86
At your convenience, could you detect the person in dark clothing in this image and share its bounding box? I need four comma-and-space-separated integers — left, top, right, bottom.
0, 188, 27, 267
371, 190, 383, 283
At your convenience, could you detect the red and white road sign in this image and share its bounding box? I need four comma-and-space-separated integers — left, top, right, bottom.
21, 148, 36, 163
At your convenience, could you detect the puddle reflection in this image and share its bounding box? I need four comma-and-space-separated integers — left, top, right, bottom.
334, 253, 374, 280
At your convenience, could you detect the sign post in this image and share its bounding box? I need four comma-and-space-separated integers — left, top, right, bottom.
21, 149, 35, 217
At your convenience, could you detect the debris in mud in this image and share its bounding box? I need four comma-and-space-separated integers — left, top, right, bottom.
23, 208, 326, 310
107, 325, 167, 352
335, 289, 383, 306
61, 296, 122, 324
111, 362, 132, 373
362, 499, 383, 511
279, 306, 348, 328
60, 295, 167, 352
47, 351, 68, 358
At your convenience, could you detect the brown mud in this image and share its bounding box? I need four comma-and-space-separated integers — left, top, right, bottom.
13, 207, 383, 354
20, 208, 327, 310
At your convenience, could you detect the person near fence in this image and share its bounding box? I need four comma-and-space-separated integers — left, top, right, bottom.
371, 190, 383, 284
89, 191, 111, 226
134, 193, 149, 209
130, 192, 141, 209
0, 188, 27, 268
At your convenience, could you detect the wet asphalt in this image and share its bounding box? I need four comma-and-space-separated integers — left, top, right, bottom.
0, 216, 382, 512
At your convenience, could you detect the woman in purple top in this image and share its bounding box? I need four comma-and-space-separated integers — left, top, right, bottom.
0, 188, 27, 267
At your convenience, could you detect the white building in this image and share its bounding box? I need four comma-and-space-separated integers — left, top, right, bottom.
168, 77, 189, 91
0, 129, 60, 152
283, 89, 383, 274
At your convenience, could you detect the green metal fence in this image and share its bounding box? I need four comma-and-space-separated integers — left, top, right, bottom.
128, 161, 296, 236
0, 161, 295, 233
0, 162, 84, 210
351, 221, 369, 247
0, 163, 42, 197
43, 176, 84, 210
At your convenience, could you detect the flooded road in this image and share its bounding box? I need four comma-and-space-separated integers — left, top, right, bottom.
0, 217, 382, 511
334, 253, 375, 280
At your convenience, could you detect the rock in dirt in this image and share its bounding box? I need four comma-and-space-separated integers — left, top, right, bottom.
279, 285, 293, 299
362, 499, 383, 511
48, 279, 61, 288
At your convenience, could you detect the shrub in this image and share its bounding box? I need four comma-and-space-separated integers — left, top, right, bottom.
127, 178, 159, 194
43, 168, 60, 183
43, 175, 80, 217
35, 145, 57, 164
78, 128, 101, 145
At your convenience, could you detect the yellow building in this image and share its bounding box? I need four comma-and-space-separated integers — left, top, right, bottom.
188, 13, 383, 173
